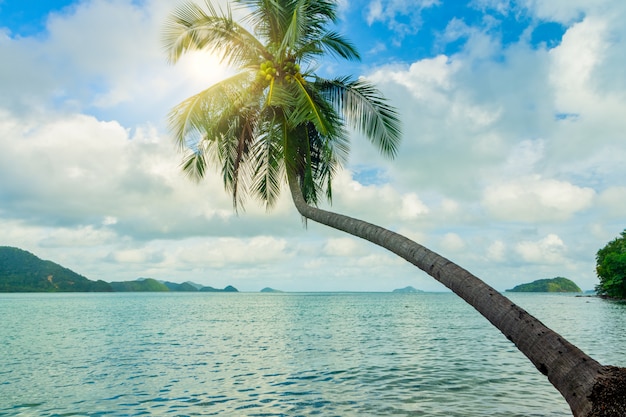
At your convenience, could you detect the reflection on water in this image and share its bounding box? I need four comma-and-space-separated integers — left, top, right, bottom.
1, 292, 624, 416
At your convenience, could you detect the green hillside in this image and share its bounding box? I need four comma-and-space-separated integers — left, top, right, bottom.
1, 246, 240, 293
0, 246, 112, 292
200, 285, 238, 292
507, 277, 582, 293
109, 279, 238, 292
109, 278, 169, 292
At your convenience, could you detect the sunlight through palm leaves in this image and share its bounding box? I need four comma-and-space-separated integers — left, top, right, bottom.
163, 0, 400, 209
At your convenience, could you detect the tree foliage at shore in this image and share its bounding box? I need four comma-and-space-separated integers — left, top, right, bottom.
595, 230, 626, 299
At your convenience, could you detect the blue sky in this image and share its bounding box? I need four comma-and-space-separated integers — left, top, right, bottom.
0, 0, 75, 35
1, 0, 625, 292
339, 0, 568, 63
0, 0, 568, 64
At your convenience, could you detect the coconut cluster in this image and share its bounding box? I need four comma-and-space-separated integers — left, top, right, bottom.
257, 60, 304, 84
258, 60, 277, 81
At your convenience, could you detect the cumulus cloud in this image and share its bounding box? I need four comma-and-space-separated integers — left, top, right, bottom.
441, 233, 466, 252
365, 0, 439, 38
549, 17, 608, 115
399, 193, 430, 220
107, 248, 165, 265
373, 55, 459, 103
525, 0, 611, 24
0, 112, 234, 234
323, 237, 369, 257
598, 187, 626, 218
482, 176, 595, 222
175, 236, 291, 267
515, 234, 566, 264
486, 240, 506, 262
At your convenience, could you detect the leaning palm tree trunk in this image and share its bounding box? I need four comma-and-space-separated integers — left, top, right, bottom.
288, 173, 626, 417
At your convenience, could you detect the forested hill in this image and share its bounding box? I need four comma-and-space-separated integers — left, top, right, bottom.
506, 277, 582, 293
0, 246, 112, 292
0, 246, 239, 293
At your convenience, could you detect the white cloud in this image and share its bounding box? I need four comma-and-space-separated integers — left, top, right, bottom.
549, 17, 608, 115
598, 187, 626, 218
174, 236, 291, 267
441, 198, 460, 215
399, 193, 430, 220
486, 240, 506, 262
441, 233, 466, 252
483, 176, 595, 222
524, 0, 614, 24
39, 225, 119, 248
470, 0, 515, 15
365, 0, 440, 37
515, 234, 566, 264
502, 139, 545, 176
323, 237, 368, 257
366, 0, 384, 24
374, 55, 458, 102
109, 248, 163, 265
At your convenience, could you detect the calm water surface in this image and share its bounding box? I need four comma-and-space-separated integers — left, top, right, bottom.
1, 292, 625, 416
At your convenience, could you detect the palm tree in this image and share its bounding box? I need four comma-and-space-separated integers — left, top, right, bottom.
162, 1, 625, 415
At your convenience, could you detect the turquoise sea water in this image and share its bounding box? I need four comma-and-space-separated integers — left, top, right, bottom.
1, 292, 625, 416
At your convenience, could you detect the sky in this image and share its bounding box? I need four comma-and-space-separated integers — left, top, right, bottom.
0, 0, 624, 292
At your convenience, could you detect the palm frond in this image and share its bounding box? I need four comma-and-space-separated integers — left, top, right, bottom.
250, 113, 285, 208
180, 148, 208, 180
279, 0, 304, 55
317, 31, 360, 61
237, 0, 287, 45
218, 112, 258, 209
317, 76, 402, 158
168, 71, 267, 209
163, 0, 268, 67
167, 71, 257, 150
271, 78, 332, 137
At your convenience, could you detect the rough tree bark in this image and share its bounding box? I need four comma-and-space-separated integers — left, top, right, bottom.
288, 174, 626, 417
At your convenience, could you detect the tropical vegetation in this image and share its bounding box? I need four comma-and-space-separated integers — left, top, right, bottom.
162, 0, 626, 415
595, 230, 626, 299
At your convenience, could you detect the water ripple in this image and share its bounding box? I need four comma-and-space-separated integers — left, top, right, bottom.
1, 292, 623, 416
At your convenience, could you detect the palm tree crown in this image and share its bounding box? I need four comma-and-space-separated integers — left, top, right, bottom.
162, 0, 401, 209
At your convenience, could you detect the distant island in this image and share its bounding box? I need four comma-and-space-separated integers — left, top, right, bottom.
109, 278, 237, 293
392, 286, 424, 293
260, 287, 283, 293
506, 277, 582, 293
0, 246, 237, 293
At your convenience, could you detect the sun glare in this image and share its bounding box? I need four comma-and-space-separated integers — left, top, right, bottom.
177, 50, 234, 89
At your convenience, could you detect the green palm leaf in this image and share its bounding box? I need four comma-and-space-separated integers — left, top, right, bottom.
317, 76, 401, 158
163, 0, 268, 67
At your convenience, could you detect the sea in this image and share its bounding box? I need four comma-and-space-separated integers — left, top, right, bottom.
1, 292, 625, 417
